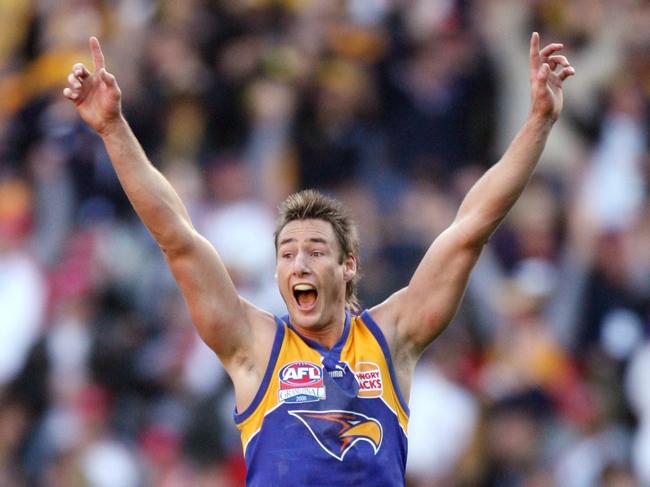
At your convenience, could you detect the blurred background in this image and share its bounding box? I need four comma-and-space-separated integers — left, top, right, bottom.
1, 0, 649, 485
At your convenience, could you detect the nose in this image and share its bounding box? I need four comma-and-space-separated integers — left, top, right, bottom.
293, 251, 311, 276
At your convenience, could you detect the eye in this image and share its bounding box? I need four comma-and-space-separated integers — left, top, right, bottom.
311, 250, 324, 257
281, 252, 294, 259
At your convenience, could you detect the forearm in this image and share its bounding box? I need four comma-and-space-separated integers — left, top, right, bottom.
456, 114, 553, 243
100, 117, 194, 252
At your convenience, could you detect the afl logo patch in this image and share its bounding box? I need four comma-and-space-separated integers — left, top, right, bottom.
279, 361, 326, 403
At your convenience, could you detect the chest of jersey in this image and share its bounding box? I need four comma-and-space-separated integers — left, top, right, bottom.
234, 311, 410, 486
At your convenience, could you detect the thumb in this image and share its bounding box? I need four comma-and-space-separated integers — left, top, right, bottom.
536, 63, 550, 90
98, 68, 117, 87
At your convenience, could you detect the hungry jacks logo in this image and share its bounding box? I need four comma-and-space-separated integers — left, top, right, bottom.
289, 410, 383, 461
355, 362, 383, 398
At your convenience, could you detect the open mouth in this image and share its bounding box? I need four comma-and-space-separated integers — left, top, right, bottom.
293, 283, 318, 311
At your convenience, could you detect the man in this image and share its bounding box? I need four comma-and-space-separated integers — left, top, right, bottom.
64, 33, 574, 486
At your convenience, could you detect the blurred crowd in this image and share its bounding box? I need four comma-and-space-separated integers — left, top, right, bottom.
1, 0, 650, 486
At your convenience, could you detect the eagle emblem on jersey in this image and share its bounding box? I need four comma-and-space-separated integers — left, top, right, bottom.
289, 410, 383, 461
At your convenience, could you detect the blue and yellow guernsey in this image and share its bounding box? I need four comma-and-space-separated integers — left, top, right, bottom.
234, 311, 410, 487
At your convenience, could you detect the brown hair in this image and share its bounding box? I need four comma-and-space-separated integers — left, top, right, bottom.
274, 189, 361, 313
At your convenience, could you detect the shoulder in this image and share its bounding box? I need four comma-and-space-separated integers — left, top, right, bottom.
365, 289, 419, 403
242, 298, 281, 354
230, 299, 279, 380
366, 288, 408, 356
228, 299, 283, 413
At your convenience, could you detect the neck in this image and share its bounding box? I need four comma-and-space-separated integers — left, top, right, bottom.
291, 309, 347, 349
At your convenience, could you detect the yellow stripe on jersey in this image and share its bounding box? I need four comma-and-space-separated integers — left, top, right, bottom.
345, 313, 409, 433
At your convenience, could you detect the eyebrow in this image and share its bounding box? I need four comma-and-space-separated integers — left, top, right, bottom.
278, 237, 329, 247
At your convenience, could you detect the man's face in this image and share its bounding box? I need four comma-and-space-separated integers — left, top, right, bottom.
276, 219, 356, 330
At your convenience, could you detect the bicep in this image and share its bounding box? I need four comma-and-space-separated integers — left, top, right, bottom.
163, 231, 251, 363
396, 223, 483, 354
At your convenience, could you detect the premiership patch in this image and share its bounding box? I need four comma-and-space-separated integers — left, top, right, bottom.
278, 361, 326, 403
354, 362, 383, 398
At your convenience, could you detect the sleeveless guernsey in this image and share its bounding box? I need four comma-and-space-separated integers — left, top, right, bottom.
234, 310, 409, 486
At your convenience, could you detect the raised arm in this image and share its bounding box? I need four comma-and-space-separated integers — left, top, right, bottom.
63, 38, 273, 390
373, 33, 575, 364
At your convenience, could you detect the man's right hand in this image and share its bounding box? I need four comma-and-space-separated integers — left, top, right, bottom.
63, 37, 123, 136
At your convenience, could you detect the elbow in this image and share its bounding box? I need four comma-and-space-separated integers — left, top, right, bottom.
158, 225, 197, 258
451, 215, 496, 252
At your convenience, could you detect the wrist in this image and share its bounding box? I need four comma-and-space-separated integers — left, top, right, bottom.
98, 115, 128, 138
527, 111, 555, 131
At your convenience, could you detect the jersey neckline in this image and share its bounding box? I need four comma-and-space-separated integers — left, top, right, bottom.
283, 311, 351, 365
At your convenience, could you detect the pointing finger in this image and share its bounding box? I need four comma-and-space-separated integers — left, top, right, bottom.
89, 36, 105, 71
530, 32, 540, 71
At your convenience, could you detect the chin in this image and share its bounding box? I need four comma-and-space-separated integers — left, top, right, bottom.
290, 306, 320, 327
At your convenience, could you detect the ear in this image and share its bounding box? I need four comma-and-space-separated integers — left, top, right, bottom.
342, 254, 357, 283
